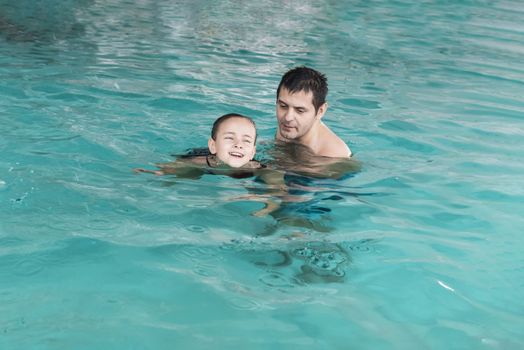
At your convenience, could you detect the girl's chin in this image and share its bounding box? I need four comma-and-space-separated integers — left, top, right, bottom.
222, 159, 248, 168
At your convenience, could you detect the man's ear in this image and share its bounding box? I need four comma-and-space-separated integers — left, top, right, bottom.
208, 138, 217, 154
317, 102, 328, 120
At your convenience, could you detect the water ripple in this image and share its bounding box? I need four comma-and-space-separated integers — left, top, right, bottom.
1, 0, 524, 348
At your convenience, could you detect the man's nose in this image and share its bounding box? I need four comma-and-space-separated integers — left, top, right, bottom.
283, 109, 295, 122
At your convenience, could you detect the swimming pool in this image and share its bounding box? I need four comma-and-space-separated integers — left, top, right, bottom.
1, 0, 523, 348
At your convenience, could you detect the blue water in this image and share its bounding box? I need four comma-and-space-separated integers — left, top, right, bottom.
1, 0, 524, 349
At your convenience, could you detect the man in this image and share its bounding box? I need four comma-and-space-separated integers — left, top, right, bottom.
266, 67, 358, 235
275, 66, 352, 158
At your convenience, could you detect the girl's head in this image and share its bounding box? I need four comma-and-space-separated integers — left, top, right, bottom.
208, 114, 257, 168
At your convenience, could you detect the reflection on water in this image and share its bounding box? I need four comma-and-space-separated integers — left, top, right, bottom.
292, 241, 349, 283
0, 0, 91, 42
226, 238, 358, 284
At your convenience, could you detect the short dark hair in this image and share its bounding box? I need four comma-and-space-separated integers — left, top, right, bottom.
276, 66, 328, 112
211, 113, 257, 142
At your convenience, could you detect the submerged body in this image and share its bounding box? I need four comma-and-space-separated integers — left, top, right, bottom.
137, 151, 264, 179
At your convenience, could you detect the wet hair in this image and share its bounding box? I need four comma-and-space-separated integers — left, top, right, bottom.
276, 66, 328, 112
211, 113, 257, 142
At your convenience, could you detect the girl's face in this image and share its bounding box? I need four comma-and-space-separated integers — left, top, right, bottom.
208, 117, 256, 168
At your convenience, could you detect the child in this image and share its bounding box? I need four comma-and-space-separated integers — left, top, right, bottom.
134, 113, 264, 177
134, 113, 291, 217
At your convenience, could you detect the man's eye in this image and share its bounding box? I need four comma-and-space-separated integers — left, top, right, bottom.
279, 103, 287, 108
296, 109, 305, 114
243, 140, 252, 144
225, 136, 233, 140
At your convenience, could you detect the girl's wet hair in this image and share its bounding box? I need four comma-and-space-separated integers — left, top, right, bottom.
211, 113, 257, 142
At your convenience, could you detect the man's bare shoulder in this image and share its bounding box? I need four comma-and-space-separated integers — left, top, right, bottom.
318, 123, 352, 158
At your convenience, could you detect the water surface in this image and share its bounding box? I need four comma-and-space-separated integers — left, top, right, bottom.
1, 0, 524, 349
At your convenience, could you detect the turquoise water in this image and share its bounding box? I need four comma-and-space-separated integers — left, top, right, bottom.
1, 0, 524, 348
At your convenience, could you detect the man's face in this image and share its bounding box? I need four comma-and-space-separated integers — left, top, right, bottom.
208, 117, 256, 168
276, 88, 325, 141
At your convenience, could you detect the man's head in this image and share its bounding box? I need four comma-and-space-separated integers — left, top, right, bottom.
208, 113, 257, 168
276, 67, 328, 142
276, 66, 328, 113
